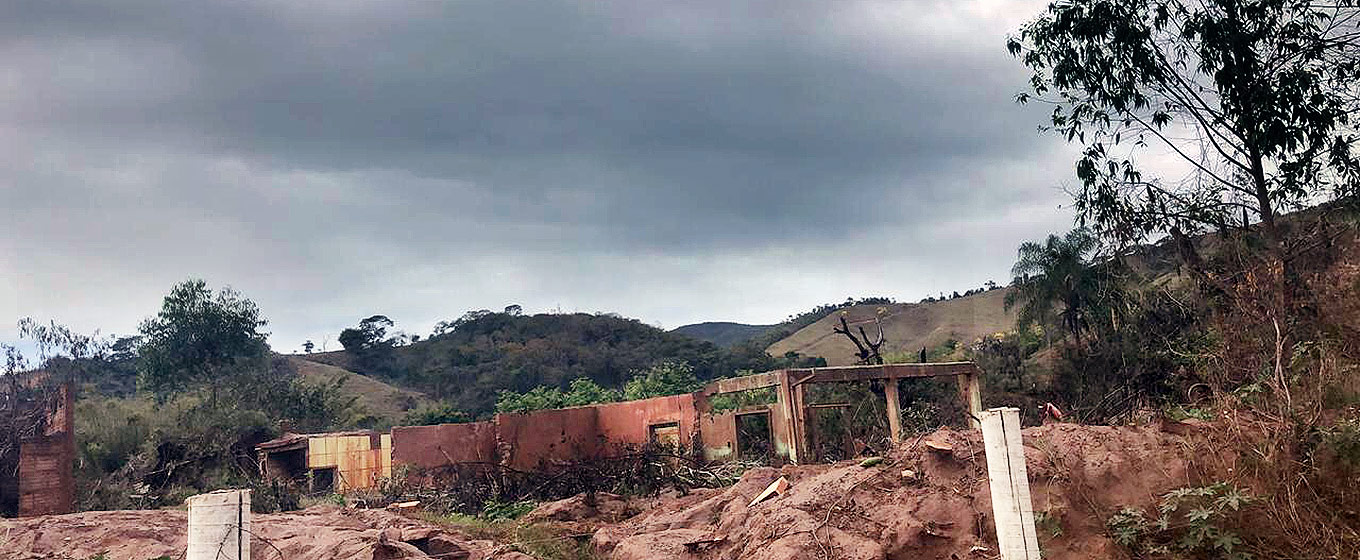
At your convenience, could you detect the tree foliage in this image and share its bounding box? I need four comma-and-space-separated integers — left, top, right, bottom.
1009, 0, 1360, 248
1005, 228, 1112, 339
136, 280, 269, 402
622, 361, 702, 400
495, 377, 622, 413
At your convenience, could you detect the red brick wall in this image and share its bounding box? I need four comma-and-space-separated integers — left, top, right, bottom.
594, 393, 697, 451
391, 421, 497, 469
18, 383, 74, 517
494, 407, 599, 471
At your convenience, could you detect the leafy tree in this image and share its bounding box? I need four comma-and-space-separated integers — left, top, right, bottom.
401, 403, 470, 426
495, 377, 622, 413
136, 280, 269, 406
339, 315, 394, 352
302, 340, 315, 354
1008, 0, 1360, 255
623, 361, 702, 400
1005, 229, 1109, 341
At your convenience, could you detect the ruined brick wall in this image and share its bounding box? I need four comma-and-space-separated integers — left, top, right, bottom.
494, 407, 599, 471
391, 421, 497, 469
389, 394, 712, 472
594, 393, 697, 450
15, 383, 74, 517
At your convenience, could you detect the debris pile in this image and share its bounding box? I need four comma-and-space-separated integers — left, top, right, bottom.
593, 422, 1204, 560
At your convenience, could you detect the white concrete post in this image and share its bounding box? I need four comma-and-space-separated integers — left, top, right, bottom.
981, 407, 1040, 560
186, 489, 251, 560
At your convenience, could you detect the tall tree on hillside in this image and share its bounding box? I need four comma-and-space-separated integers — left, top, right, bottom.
137, 279, 269, 406
1006, 229, 1107, 341
1008, 0, 1360, 257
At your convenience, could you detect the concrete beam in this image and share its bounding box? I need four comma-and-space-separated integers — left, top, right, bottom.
786, 362, 980, 385
701, 371, 782, 395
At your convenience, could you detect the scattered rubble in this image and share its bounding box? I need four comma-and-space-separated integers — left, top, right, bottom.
0, 505, 523, 560
593, 422, 1204, 560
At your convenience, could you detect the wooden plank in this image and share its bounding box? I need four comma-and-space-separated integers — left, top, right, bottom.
884, 378, 902, 443
1002, 409, 1041, 556
981, 407, 1040, 560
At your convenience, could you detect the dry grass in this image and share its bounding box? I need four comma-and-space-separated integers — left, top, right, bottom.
767, 289, 1017, 365
287, 356, 431, 425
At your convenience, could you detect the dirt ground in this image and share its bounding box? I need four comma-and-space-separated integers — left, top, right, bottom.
1, 421, 1206, 560
0, 505, 531, 560
591, 421, 1206, 560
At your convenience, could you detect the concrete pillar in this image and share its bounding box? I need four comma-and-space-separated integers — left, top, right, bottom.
884, 378, 902, 443
774, 370, 801, 464
958, 371, 984, 430
186, 489, 251, 560
980, 407, 1040, 560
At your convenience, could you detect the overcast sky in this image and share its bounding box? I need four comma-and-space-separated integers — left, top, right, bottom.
2, 0, 1079, 353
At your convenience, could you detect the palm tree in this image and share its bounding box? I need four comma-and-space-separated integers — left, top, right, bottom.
1004, 228, 1105, 342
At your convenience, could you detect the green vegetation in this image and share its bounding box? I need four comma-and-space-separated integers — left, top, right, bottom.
622, 361, 701, 400
1005, 228, 1108, 341
136, 280, 269, 405
1009, 0, 1360, 253
328, 310, 821, 418
1108, 483, 1253, 560
400, 403, 470, 426
495, 361, 703, 413
496, 378, 621, 413
1, 280, 358, 512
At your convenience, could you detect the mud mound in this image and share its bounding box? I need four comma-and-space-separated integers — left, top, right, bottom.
0, 505, 521, 560
524, 492, 639, 525
594, 422, 1202, 560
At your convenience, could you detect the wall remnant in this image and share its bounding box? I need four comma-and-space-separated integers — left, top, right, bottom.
257, 363, 987, 487
256, 430, 391, 492
1, 378, 74, 518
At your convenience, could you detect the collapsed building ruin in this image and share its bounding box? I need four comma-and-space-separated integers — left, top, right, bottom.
0, 375, 75, 517
257, 362, 983, 489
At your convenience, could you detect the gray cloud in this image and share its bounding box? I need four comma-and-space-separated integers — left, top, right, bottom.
2, 0, 1076, 350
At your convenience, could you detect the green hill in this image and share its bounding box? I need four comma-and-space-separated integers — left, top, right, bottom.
286, 356, 431, 427
671, 322, 778, 347
313, 312, 796, 417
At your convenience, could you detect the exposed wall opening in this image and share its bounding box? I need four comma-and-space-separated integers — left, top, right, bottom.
735, 412, 772, 461
648, 422, 680, 447
264, 448, 307, 484
311, 467, 336, 494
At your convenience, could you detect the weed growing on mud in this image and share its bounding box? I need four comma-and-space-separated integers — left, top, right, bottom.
1107, 483, 1252, 559
417, 512, 598, 560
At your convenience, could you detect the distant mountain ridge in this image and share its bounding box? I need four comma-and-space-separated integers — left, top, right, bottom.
671, 322, 778, 347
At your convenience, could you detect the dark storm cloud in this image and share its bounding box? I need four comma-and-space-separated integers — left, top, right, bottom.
2, 0, 1074, 346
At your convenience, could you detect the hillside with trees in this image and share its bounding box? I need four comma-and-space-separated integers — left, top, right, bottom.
670, 322, 778, 347
309, 309, 823, 418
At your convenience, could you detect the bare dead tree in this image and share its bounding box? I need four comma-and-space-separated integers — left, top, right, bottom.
833, 312, 886, 365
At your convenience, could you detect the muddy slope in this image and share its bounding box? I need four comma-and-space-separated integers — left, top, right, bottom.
595, 422, 1202, 560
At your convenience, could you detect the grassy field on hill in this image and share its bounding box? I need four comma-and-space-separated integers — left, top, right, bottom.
766, 289, 1016, 365
288, 356, 430, 428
